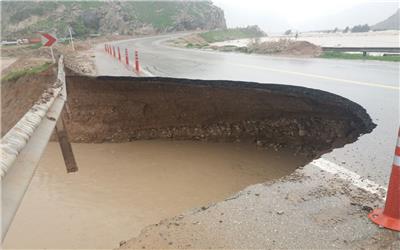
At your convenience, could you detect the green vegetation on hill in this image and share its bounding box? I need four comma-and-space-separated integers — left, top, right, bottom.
320, 51, 400, 62
8, 2, 59, 24
1, 1, 226, 39
199, 26, 266, 43
350, 24, 370, 33
125, 2, 177, 29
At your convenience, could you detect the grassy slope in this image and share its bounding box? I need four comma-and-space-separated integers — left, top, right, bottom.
2, 62, 52, 82
3, 1, 104, 38
320, 51, 400, 62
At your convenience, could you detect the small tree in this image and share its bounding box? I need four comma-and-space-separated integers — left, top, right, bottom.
284, 29, 292, 35
351, 24, 370, 33
343, 26, 350, 33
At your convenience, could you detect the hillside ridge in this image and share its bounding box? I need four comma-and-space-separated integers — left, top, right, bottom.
1, 1, 226, 39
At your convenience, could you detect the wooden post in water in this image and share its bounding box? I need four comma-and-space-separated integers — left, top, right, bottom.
55, 108, 78, 173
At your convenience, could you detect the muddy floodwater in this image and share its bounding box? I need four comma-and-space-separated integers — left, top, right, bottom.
4, 140, 307, 249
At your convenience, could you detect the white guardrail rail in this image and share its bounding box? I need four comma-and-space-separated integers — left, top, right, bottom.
1, 56, 67, 240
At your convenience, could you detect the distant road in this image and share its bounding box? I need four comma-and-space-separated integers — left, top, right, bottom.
1, 57, 17, 71
109, 33, 399, 187
211, 30, 400, 48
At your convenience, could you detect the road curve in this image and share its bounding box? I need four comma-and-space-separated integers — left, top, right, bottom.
91, 33, 400, 248
111, 33, 399, 186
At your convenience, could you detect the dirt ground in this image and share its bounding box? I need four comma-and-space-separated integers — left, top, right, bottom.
119, 163, 399, 249
246, 39, 322, 57
0, 35, 133, 77
170, 34, 322, 57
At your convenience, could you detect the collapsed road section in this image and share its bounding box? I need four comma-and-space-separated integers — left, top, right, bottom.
64, 76, 375, 156
3, 69, 382, 248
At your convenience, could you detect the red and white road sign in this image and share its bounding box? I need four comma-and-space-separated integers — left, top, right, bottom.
40, 33, 57, 47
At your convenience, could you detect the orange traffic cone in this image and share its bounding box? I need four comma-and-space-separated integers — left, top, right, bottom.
368, 127, 400, 231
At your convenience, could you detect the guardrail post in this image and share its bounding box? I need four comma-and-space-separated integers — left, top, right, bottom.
55, 108, 78, 173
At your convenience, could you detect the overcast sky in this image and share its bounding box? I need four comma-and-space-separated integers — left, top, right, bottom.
212, 0, 399, 33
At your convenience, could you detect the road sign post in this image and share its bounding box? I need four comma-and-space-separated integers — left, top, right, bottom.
68, 26, 75, 51
40, 33, 57, 63
55, 107, 78, 173
50, 47, 55, 63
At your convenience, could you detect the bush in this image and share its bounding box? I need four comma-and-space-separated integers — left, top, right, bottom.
351, 24, 370, 33
199, 25, 266, 43
284, 29, 292, 35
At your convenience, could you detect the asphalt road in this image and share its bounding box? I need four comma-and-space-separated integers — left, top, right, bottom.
94, 33, 400, 248
112, 33, 399, 187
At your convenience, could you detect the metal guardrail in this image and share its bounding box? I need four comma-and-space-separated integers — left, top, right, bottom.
1, 56, 67, 240
322, 47, 400, 53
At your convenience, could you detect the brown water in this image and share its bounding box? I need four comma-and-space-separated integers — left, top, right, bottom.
3, 140, 306, 249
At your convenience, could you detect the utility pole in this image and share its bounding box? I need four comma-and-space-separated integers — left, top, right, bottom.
68, 26, 75, 51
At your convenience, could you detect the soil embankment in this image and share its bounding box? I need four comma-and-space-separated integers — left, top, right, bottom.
64, 76, 375, 158
1, 64, 56, 135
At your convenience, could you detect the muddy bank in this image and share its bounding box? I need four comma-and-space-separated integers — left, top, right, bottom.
65, 76, 375, 157
3, 141, 308, 249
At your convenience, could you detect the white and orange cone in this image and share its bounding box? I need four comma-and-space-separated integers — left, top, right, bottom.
368, 127, 400, 231
134, 49, 139, 73
125, 48, 129, 66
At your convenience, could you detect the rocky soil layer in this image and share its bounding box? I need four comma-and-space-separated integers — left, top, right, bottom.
64, 76, 375, 158
2, 70, 376, 158
171, 34, 322, 57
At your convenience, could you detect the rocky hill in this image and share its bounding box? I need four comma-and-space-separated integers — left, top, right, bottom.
1, 1, 226, 39
372, 9, 399, 30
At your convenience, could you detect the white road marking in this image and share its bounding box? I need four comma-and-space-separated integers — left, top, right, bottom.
230, 63, 399, 90
311, 158, 387, 198
394, 155, 400, 167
